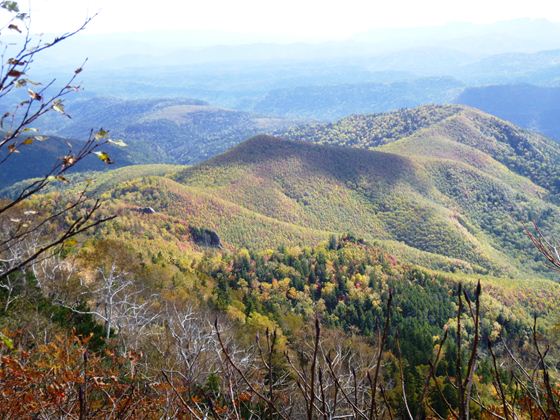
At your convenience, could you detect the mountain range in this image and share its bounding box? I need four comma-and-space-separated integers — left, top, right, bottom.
36, 97, 293, 165
254, 77, 463, 120
42, 104, 560, 281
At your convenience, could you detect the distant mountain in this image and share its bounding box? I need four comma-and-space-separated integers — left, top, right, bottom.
456, 84, 560, 141
37, 97, 294, 165
0, 96, 294, 189
29, 41, 560, 122
254, 77, 463, 120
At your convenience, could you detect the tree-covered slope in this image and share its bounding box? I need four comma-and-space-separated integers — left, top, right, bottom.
282, 104, 560, 197
166, 134, 553, 276
378, 106, 560, 197
0, 164, 183, 198
279, 104, 463, 148
38, 105, 560, 279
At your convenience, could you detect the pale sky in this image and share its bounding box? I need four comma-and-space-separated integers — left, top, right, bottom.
13, 0, 560, 41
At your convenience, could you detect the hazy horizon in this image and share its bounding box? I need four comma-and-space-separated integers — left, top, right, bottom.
10, 0, 560, 45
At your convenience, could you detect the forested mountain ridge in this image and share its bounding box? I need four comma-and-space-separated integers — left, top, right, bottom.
281, 104, 560, 197
279, 104, 463, 147
177, 133, 557, 274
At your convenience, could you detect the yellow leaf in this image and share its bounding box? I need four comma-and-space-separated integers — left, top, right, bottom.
94, 151, 113, 164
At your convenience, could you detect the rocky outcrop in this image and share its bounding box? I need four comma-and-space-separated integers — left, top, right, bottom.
189, 226, 222, 248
